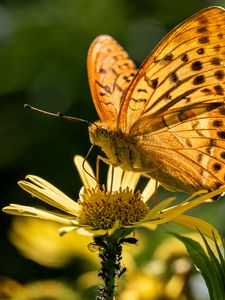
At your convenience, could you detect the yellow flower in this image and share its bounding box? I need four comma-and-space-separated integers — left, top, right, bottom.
2, 155, 225, 242
117, 234, 199, 300
118, 273, 163, 300
0, 277, 79, 300
9, 217, 99, 268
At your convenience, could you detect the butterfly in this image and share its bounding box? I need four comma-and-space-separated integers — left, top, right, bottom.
87, 6, 225, 194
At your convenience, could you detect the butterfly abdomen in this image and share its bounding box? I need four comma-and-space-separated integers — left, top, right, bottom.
109, 133, 144, 170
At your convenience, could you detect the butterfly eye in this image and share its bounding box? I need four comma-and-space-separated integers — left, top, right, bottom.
98, 127, 109, 140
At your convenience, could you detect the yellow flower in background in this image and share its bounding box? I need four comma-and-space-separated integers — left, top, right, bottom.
9, 217, 98, 268
0, 277, 79, 300
117, 233, 215, 300
2, 155, 225, 241
118, 273, 164, 300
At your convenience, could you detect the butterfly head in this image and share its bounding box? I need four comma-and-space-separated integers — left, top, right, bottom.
88, 121, 111, 148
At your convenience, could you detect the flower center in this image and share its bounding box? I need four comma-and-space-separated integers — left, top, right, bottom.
77, 186, 150, 230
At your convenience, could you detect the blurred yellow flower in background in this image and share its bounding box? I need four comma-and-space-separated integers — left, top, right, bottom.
8, 216, 138, 271
118, 273, 164, 300
117, 233, 212, 300
9, 217, 98, 268
0, 277, 79, 300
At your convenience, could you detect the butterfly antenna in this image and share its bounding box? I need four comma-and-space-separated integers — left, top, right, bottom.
82, 144, 98, 183
24, 104, 91, 125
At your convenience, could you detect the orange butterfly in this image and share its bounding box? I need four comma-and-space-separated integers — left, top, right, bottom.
87, 6, 225, 194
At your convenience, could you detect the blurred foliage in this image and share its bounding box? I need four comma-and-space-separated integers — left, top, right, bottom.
1, 0, 225, 299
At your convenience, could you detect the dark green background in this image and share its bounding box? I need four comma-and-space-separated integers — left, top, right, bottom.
1, 0, 225, 291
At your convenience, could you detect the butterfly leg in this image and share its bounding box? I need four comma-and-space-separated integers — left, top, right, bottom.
129, 166, 159, 203
96, 155, 115, 191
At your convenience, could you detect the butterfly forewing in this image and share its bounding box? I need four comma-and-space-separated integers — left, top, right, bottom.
118, 6, 225, 132
87, 35, 137, 124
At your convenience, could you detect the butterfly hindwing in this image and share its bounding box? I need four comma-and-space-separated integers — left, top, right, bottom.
135, 103, 225, 192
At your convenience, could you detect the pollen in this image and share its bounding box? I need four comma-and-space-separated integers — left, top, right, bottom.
77, 186, 150, 230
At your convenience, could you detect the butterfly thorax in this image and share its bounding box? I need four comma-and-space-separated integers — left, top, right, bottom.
88, 121, 143, 170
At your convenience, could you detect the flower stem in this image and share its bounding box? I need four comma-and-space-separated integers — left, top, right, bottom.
94, 229, 137, 300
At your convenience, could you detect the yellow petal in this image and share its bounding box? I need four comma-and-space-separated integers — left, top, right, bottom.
136, 223, 158, 230
107, 165, 124, 191
58, 226, 77, 236
159, 186, 225, 222
141, 179, 157, 203
76, 228, 95, 236
2, 204, 77, 225
181, 189, 209, 203
173, 215, 222, 244
141, 197, 176, 223
121, 171, 141, 190
26, 175, 73, 200
74, 155, 96, 189
19, 178, 79, 215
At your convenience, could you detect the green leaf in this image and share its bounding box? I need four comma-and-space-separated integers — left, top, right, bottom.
199, 232, 225, 295
213, 231, 225, 279
171, 232, 225, 300
203, 231, 225, 294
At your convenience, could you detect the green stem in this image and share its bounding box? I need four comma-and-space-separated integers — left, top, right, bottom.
104, 235, 118, 299
94, 229, 136, 300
